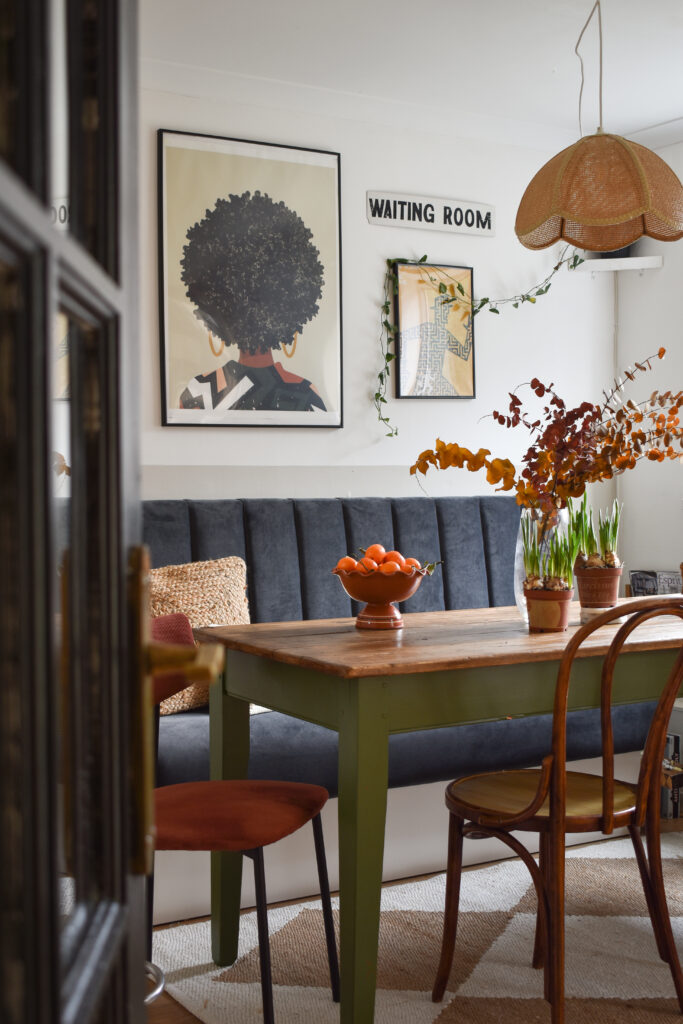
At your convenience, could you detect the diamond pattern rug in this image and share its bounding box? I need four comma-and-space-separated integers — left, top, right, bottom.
153, 834, 683, 1023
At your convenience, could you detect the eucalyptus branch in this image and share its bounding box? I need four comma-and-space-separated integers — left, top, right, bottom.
598, 348, 667, 418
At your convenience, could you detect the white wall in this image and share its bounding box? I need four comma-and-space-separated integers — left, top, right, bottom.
139, 64, 616, 501
616, 142, 683, 574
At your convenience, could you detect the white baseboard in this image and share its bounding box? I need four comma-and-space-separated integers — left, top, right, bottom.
152, 751, 641, 925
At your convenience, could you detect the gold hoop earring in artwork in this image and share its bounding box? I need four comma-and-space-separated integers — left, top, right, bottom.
208, 331, 224, 358
282, 332, 298, 359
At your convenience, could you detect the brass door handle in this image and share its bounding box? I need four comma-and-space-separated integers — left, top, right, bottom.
129, 546, 154, 875
147, 641, 225, 681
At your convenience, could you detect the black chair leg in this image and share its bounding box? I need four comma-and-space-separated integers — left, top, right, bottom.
312, 813, 341, 1002
146, 868, 155, 961
252, 848, 275, 1024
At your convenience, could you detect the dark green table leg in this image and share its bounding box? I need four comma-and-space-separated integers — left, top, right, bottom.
337, 680, 390, 1024
209, 670, 250, 966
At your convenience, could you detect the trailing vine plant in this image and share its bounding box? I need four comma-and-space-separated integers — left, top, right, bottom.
375, 246, 585, 436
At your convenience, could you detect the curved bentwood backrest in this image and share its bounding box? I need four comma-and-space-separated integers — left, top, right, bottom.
551, 597, 683, 833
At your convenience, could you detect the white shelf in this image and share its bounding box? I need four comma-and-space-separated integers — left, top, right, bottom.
576, 255, 663, 272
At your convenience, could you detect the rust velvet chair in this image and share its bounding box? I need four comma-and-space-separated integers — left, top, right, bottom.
432, 597, 683, 1024
149, 613, 340, 1024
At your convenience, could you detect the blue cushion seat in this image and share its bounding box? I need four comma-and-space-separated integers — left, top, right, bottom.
144, 497, 652, 793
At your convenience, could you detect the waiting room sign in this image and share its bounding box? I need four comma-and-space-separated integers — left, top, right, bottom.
366, 191, 495, 237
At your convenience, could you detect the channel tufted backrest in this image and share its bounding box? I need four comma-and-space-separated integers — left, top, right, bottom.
142, 496, 521, 623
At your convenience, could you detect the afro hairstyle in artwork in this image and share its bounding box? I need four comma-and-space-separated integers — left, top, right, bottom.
180, 190, 325, 356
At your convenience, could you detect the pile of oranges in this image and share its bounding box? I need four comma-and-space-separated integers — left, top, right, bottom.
334, 543, 423, 576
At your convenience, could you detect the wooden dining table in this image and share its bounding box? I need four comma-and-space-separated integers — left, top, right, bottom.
196, 602, 683, 1024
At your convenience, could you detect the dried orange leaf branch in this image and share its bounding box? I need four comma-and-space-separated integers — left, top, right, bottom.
411, 348, 682, 548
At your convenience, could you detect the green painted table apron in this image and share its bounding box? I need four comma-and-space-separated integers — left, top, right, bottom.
202, 606, 682, 1024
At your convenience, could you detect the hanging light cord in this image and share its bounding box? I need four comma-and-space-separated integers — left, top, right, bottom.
575, 0, 603, 137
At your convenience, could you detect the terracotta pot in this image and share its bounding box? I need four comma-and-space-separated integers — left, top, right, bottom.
333, 567, 426, 629
524, 587, 574, 633
574, 566, 622, 609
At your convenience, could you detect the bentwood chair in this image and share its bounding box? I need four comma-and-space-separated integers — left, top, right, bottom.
149, 613, 340, 1024
432, 597, 683, 1024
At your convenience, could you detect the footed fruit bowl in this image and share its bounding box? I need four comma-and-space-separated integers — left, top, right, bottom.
332, 563, 427, 629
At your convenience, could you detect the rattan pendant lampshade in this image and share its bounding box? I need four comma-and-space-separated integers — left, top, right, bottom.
515, 3, 683, 252
515, 131, 683, 251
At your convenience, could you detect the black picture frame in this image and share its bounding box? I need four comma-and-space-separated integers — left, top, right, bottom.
393, 261, 475, 399
157, 129, 343, 427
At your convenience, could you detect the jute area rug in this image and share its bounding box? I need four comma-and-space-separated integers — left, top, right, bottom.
153, 834, 683, 1023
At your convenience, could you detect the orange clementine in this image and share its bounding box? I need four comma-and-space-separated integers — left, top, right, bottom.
404, 557, 421, 570
379, 560, 401, 574
358, 556, 378, 574
382, 550, 406, 567
335, 556, 357, 573
365, 543, 386, 563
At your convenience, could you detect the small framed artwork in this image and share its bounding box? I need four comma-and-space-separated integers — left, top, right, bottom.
393, 261, 475, 399
158, 130, 342, 426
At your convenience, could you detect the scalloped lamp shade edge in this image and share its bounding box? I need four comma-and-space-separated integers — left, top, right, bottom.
515, 133, 683, 251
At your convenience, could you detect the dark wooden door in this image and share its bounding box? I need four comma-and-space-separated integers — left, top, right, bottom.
0, 1, 145, 1022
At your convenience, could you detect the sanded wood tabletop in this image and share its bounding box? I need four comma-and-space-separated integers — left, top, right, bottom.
195, 600, 683, 678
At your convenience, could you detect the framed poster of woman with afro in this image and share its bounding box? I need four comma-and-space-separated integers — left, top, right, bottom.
158, 130, 342, 426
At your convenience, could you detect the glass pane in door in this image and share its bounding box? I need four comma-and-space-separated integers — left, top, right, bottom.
52, 307, 123, 972
68, 0, 118, 275
52, 311, 76, 933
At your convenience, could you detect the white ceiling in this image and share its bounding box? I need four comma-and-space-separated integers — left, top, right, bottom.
140, 0, 683, 150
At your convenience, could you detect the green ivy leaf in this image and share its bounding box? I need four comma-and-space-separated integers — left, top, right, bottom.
438, 282, 447, 293
418, 254, 428, 263
489, 306, 500, 314
457, 282, 465, 295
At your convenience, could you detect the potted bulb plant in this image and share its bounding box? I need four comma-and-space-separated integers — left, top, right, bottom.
411, 347, 683, 634
568, 496, 623, 619
521, 511, 580, 631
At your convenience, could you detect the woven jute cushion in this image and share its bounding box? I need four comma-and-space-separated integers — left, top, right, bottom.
150, 556, 250, 715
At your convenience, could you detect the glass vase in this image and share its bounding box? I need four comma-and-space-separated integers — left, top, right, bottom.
513, 508, 570, 626
513, 522, 529, 624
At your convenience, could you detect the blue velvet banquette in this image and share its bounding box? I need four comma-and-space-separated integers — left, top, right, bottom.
143, 496, 652, 794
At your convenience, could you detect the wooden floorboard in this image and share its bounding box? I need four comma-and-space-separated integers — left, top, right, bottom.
147, 989, 201, 1024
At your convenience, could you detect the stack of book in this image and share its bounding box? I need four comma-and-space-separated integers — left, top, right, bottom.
661, 699, 683, 820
